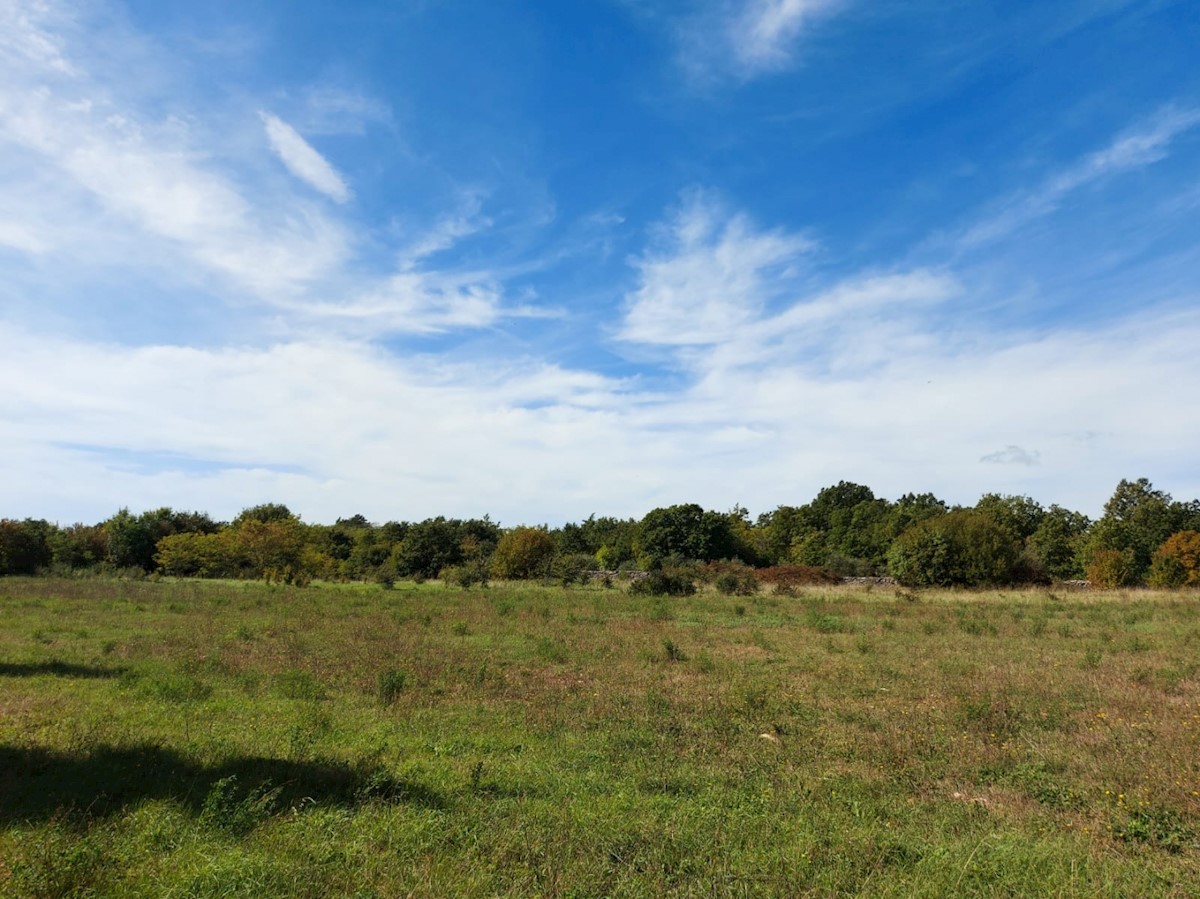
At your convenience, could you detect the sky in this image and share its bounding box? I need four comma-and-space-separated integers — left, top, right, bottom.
2, 0, 1199, 526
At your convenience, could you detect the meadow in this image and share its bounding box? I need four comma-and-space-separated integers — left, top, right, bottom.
1, 576, 1197, 897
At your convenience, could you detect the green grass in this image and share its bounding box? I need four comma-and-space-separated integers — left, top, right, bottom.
1, 577, 1198, 897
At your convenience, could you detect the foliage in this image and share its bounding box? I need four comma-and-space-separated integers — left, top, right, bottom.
888, 509, 1023, 587
0, 518, 54, 575
1027, 505, 1092, 581
754, 564, 841, 587
48, 524, 107, 571
552, 552, 597, 586
155, 531, 241, 578
974, 493, 1046, 540
1087, 479, 1189, 584
628, 568, 696, 596
490, 526, 556, 580
440, 557, 490, 588
392, 517, 499, 580
1148, 530, 1200, 587
1086, 548, 1138, 588
636, 503, 740, 566
714, 569, 760, 596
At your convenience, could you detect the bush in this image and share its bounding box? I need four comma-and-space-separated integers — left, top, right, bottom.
629, 569, 696, 597
441, 560, 489, 588
552, 552, 596, 586
715, 570, 759, 596
887, 510, 1022, 587
490, 526, 556, 580
1086, 548, 1138, 588
1149, 531, 1200, 587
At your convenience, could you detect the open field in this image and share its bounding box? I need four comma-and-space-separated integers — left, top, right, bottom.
1, 577, 1198, 897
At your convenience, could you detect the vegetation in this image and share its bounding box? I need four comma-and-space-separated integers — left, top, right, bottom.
1, 577, 1197, 897
4, 478, 1200, 589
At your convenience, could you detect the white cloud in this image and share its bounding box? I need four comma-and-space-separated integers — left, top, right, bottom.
731, 0, 842, 72
960, 106, 1200, 248
0, 8, 351, 298
621, 191, 813, 345
260, 111, 353, 203
675, 0, 845, 81
620, 194, 957, 374
4, 291, 1199, 524
0, 0, 526, 337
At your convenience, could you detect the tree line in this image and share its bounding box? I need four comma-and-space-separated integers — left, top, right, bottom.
1, 479, 1199, 589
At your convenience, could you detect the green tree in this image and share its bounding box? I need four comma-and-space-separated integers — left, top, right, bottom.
887, 510, 1022, 587
49, 523, 107, 571
103, 508, 158, 571
0, 519, 54, 575
391, 517, 500, 579
233, 503, 296, 526
1026, 505, 1091, 580
636, 504, 737, 567
974, 494, 1045, 541
1087, 479, 1182, 584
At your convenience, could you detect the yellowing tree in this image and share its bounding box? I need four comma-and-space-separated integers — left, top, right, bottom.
490, 526, 556, 580
1148, 531, 1200, 588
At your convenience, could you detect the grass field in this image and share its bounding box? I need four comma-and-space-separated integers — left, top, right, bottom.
1, 576, 1198, 897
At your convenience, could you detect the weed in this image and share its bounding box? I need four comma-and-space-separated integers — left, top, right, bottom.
1113, 806, 1197, 853
274, 669, 326, 701
377, 668, 407, 705
662, 639, 687, 662
199, 775, 281, 835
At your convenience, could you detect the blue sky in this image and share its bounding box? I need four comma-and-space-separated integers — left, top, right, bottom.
2, 0, 1199, 525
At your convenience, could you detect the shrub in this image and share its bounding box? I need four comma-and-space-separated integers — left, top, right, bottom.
887, 510, 1022, 587
490, 526, 556, 580
440, 559, 489, 588
1086, 548, 1138, 588
552, 552, 596, 586
1149, 531, 1200, 587
629, 569, 696, 597
714, 570, 759, 596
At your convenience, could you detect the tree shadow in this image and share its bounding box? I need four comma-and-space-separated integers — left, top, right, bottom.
0, 743, 445, 826
0, 661, 127, 679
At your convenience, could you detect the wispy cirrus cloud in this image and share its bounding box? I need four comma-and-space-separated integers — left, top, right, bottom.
620, 191, 814, 345
731, 0, 843, 72
0, 0, 532, 336
260, 112, 352, 203
674, 0, 846, 81
959, 106, 1200, 249
620, 191, 956, 375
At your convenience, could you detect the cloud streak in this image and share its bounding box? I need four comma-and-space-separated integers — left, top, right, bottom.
960, 106, 1200, 249
261, 111, 353, 203
674, 0, 845, 81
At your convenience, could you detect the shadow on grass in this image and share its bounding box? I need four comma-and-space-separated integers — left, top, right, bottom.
0, 743, 445, 826
0, 661, 127, 679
